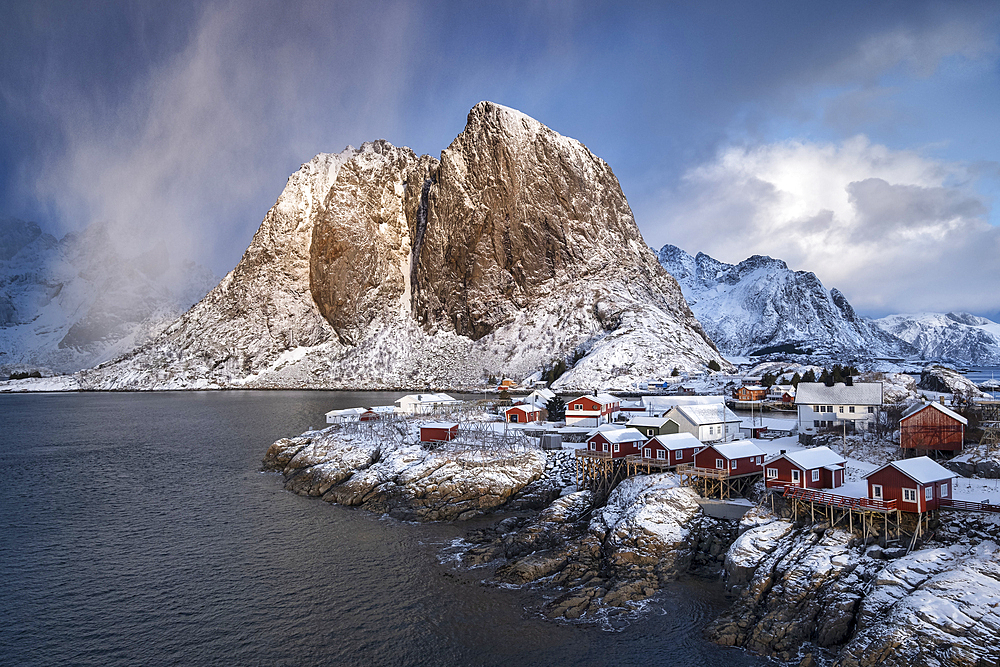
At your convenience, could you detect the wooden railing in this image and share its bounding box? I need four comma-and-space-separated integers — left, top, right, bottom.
575, 449, 612, 460
783, 485, 898, 512
676, 464, 730, 480
939, 498, 1000, 514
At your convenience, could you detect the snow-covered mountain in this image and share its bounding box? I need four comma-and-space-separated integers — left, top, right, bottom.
0, 217, 217, 376
69, 102, 726, 391
657, 244, 914, 359
874, 312, 1000, 365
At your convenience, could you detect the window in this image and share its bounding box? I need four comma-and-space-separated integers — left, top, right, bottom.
647, 429, 655, 437
613, 443, 620, 453
849, 406, 855, 413
872, 484, 883, 499
657, 450, 665, 460
903, 488, 917, 503
813, 420, 820, 427
574, 404, 583, 411
811, 469, 820, 482
732, 459, 738, 469
941, 483, 949, 497
838, 406, 844, 413
709, 426, 714, 435
716, 458, 724, 469
925, 486, 933, 501
767, 468, 778, 479
791, 469, 800, 483
868, 407, 875, 413
602, 443, 608, 452
644, 448, 651, 458
510, 414, 518, 423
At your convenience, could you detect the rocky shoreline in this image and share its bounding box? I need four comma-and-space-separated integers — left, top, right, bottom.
263, 428, 1000, 666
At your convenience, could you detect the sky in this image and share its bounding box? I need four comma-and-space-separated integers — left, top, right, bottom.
1, 0, 999, 319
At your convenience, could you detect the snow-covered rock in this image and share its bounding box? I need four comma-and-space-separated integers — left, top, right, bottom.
0, 217, 216, 377
875, 312, 1000, 365
918, 365, 988, 398
67, 103, 725, 392
657, 244, 914, 359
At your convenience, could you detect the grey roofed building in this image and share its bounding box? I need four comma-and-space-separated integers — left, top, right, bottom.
795, 382, 883, 406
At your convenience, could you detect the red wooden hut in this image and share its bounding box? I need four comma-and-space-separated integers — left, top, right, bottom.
419, 422, 459, 444
864, 456, 955, 513
586, 428, 646, 458
693, 441, 765, 475
641, 433, 703, 466
764, 446, 846, 489
505, 405, 543, 423
899, 402, 967, 454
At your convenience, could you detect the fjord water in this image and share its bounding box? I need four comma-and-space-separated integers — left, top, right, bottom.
0, 391, 763, 667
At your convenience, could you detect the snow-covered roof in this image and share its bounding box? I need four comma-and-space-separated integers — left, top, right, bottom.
397, 392, 460, 404
674, 403, 741, 425
795, 382, 882, 406
769, 446, 846, 470
325, 407, 368, 418
506, 404, 541, 413
706, 441, 766, 459
592, 428, 646, 444
901, 401, 968, 425
740, 385, 767, 391
422, 421, 459, 429
648, 433, 703, 450
865, 456, 956, 484
626, 416, 674, 428
586, 423, 625, 437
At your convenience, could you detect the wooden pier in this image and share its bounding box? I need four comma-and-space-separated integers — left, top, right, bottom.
675, 464, 760, 499
574, 450, 631, 494
780, 485, 907, 539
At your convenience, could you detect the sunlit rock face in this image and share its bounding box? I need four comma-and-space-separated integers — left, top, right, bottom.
76, 102, 726, 391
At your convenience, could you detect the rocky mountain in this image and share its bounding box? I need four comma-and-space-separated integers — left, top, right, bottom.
0, 217, 217, 376
70, 102, 725, 391
657, 244, 915, 359
874, 312, 1000, 365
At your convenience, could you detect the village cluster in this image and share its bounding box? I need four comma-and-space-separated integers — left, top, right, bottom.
323, 378, 1000, 536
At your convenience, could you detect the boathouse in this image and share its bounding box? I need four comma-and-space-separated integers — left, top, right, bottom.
419, 422, 459, 444
899, 401, 967, 455
586, 428, 646, 458
505, 404, 544, 423
693, 441, 765, 475
642, 432, 702, 466
764, 446, 846, 489
864, 456, 955, 513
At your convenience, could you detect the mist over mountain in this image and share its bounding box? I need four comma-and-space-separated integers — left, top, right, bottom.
656, 244, 915, 359
72, 102, 726, 391
0, 217, 217, 376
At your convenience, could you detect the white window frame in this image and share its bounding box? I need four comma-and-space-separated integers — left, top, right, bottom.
644, 448, 651, 458
613, 443, 620, 453
766, 467, 778, 479
791, 469, 800, 483
574, 403, 583, 411
838, 406, 844, 413
732, 459, 738, 470
716, 458, 724, 469
657, 450, 665, 460
849, 406, 855, 413
903, 488, 917, 503
925, 486, 933, 501
872, 484, 883, 499
941, 483, 949, 498
811, 469, 820, 482
602, 443, 608, 452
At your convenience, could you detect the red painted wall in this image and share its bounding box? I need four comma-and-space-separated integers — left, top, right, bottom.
867, 466, 951, 513
694, 445, 763, 474
900, 406, 964, 451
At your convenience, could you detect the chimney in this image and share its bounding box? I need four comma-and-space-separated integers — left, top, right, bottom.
780, 449, 786, 455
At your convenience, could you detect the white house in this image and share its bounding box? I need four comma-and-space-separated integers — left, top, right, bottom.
795, 383, 883, 437
514, 388, 556, 411
767, 384, 796, 402
565, 393, 621, 426
394, 393, 462, 415
666, 403, 742, 443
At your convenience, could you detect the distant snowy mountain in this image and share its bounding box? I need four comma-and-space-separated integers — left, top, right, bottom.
657, 244, 914, 359
874, 312, 1000, 365
0, 217, 218, 375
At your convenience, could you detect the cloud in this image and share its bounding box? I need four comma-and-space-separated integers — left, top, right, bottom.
22, 1, 421, 274
652, 136, 999, 317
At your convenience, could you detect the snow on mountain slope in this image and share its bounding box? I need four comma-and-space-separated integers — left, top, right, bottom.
657, 244, 914, 359
70, 103, 726, 392
0, 218, 217, 376
874, 312, 1000, 365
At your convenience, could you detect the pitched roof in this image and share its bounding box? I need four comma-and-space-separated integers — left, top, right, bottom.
626, 416, 675, 428
647, 433, 703, 450
591, 428, 646, 444
506, 404, 541, 413
705, 441, 766, 459
771, 446, 846, 470
422, 421, 459, 429
397, 393, 460, 404
325, 407, 368, 418
674, 404, 741, 425
795, 382, 882, 406
865, 456, 955, 484
901, 401, 968, 425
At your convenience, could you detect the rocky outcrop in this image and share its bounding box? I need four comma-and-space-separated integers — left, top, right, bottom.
262, 427, 549, 522
708, 511, 1000, 667
917, 365, 988, 398
68, 103, 725, 392
461, 472, 740, 621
